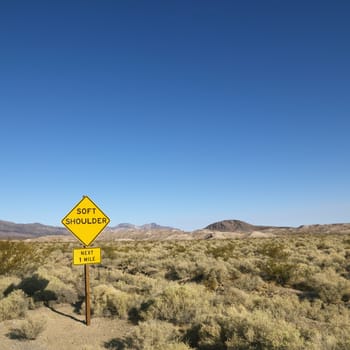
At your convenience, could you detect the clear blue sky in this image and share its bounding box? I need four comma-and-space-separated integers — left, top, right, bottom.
1, 1, 349, 230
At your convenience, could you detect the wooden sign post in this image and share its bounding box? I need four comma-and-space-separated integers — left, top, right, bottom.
84, 264, 91, 326
62, 196, 109, 326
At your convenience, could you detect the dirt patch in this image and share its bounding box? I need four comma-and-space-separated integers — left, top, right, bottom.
0, 304, 133, 350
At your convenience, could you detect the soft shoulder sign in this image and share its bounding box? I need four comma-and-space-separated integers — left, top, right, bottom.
62, 196, 110, 246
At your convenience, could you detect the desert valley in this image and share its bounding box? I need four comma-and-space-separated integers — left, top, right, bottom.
0, 219, 350, 349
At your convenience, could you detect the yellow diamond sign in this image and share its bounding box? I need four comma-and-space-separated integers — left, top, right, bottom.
61, 196, 110, 246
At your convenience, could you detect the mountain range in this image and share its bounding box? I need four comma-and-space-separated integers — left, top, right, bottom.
0, 219, 349, 241
0, 220, 178, 239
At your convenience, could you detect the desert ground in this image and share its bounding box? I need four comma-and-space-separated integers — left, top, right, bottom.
0, 304, 131, 350
1, 233, 350, 349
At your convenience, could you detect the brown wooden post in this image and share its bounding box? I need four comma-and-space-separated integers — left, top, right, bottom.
84, 263, 91, 326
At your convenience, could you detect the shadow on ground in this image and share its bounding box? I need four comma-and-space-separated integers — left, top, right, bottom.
45, 305, 85, 324
4, 274, 57, 304
104, 338, 129, 349
6, 329, 27, 341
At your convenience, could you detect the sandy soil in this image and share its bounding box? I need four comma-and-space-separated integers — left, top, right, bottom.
0, 304, 132, 350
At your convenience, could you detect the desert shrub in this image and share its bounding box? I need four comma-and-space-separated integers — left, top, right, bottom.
310, 328, 350, 350
27, 267, 79, 304
111, 273, 166, 298
0, 276, 21, 298
0, 241, 45, 275
289, 263, 321, 289
140, 282, 212, 325
166, 257, 229, 291
101, 245, 117, 259
165, 260, 194, 281
198, 321, 222, 348
251, 294, 314, 327
222, 309, 306, 350
186, 317, 225, 350
207, 241, 238, 260
36, 265, 78, 286
128, 258, 163, 277
45, 248, 71, 266
186, 302, 309, 350
307, 269, 350, 304
44, 277, 77, 304
203, 263, 230, 291
258, 241, 290, 260
229, 257, 260, 275
91, 284, 135, 318
17, 273, 76, 305
0, 289, 29, 321
126, 320, 190, 350
15, 317, 46, 340
331, 330, 350, 350
203, 269, 221, 291
313, 251, 347, 272
233, 274, 264, 292
316, 238, 335, 251
219, 286, 254, 309
258, 241, 295, 285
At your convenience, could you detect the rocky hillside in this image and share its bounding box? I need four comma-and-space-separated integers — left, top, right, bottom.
0, 220, 67, 239
194, 219, 350, 239
204, 219, 287, 232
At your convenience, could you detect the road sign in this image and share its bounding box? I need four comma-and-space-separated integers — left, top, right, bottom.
62, 196, 110, 246
73, 247, 101, 265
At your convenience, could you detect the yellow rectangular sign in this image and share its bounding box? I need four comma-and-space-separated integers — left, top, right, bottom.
73, 247, 101, 265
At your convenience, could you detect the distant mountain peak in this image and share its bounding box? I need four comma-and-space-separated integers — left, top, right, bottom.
205, 220, 255, 232
140, 223, 176, 230
110, 222, 178, 231
204, 219, 285, 232
113, 223, 137, 229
